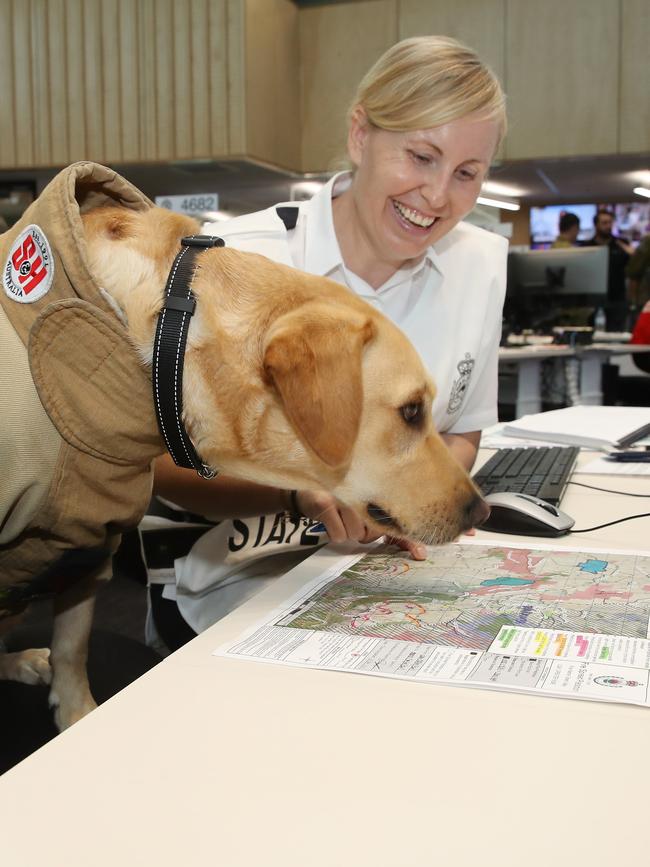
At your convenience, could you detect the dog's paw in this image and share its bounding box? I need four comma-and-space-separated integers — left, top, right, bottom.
0, 648, 52, 685
49, 687, 97, 731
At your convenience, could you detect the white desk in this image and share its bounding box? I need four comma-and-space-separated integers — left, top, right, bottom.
500, 342, 650, 417
1, 451, 650, 866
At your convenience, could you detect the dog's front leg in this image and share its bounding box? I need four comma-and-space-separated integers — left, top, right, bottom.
48, 574, 99, 730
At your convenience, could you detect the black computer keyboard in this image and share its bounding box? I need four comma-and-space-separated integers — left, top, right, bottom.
473, 446, 579, 506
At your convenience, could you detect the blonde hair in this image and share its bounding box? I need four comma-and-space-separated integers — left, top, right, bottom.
350, 35, 507, 143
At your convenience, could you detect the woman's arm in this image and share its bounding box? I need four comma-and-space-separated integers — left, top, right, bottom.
153, 453, 291, 520
153, 455, 378, 543
153, 427, 481, 550
152, 454, 428, 558
440, 430, 481, 472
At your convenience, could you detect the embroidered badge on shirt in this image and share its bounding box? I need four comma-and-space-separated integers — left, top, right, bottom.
447, 352, 475, 414
3, 224, 54, 303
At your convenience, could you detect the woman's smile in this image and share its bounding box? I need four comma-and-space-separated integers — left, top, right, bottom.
391, 199, 438, 231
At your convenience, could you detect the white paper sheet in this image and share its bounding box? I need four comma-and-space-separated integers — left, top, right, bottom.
480, 422, 566, 449
214, 539, 650, 707
575, 456, 650, 476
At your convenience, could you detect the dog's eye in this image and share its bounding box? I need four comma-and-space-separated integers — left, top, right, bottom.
400, 402, 423, 426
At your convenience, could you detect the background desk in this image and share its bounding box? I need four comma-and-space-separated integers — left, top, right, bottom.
500, 342, 650, 417
1, 451, 650, 866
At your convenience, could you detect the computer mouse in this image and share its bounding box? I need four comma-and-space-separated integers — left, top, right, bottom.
479, 492, 575, 537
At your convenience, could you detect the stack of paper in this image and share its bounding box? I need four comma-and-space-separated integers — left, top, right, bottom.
503, 406, 650, 451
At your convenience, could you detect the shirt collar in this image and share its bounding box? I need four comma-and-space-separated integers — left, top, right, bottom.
303, 173, 347, 277
303, 171, 443, 281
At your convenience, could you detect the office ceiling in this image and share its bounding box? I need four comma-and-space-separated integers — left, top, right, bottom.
111, 151, 650, 211
486, 152, 650, 205
0, 151, 647, 221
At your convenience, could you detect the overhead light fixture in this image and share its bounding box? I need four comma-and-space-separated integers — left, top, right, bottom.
633, 187, 650, 199
476, 195, 520, 211
201, 209, 237, 222
480, 180, 526, 198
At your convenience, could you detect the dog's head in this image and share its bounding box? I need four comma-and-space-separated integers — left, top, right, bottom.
83, 206, 487, 546
185, 248, 486, 545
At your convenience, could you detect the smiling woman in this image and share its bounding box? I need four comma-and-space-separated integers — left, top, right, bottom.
336, 36, 506, 286
146, 35, 509, 651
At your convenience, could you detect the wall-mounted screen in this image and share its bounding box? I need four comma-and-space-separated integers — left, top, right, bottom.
530, 202, 650, 248
530, 203, 597, 246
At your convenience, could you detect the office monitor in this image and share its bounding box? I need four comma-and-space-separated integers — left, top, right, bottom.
505, 246, 609, 331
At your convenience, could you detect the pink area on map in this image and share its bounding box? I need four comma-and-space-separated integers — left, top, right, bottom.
502, 549, 546, 577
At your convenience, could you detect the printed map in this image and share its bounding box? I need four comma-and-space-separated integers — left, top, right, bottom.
277, 544, 650, 650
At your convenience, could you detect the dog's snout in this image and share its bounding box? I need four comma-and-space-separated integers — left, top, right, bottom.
467, 495, 491, 529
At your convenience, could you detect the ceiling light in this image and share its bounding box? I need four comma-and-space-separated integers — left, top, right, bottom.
476, 195, 520, 211
633, 187, 650, 199
201, 209, 237, 221
481, 180, 526, 198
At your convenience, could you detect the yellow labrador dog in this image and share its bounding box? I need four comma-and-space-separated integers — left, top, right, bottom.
84, 203, 487, 536
0, 165, 486, 730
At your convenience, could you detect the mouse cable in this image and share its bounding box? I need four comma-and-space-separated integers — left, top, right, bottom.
568, 480, 650, 498
570, 513, 650, 533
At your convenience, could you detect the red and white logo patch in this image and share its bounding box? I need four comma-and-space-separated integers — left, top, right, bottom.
3, 224, 54, 303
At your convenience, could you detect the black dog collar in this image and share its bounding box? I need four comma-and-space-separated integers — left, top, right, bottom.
152, 234, 224, 479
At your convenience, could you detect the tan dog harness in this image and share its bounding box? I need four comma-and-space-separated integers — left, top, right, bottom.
0, 162, 164, 614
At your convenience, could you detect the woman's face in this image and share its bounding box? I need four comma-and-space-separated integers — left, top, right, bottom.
347, 110, 501, 269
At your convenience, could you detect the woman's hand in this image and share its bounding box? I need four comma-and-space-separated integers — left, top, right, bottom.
294, 490, 427, 560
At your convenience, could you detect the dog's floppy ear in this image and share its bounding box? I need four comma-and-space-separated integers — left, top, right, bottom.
264, 305, 375, 467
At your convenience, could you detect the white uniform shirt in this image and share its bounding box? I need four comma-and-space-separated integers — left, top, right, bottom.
148, 175, 507, 638
205, 172, 508, 433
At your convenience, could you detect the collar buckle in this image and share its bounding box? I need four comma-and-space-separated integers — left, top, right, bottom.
181, 235, 225, 249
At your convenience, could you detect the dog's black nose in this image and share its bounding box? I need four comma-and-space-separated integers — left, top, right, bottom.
467, 495, 491, 528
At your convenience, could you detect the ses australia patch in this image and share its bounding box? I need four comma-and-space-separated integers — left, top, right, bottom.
3, 224, 54, 303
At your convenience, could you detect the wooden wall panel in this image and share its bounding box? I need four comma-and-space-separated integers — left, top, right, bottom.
619, 0, 650, 153
190, 0, 211, 158
0, 0, 645, 172
82, 0, 105, 163
12, 0, 35, 167
138, 0, 157, 161
118, 0, 140, 162
47, 0, 69, 165
300, 0, 397, 172
0, 0, 233, 168
66, 0, 86, 163
398, 0, 506, 85
30, 0, 52, 165
101, 0, 122, 162
172, 2, 193, 159
505, 0, 620, 159
0, 1, 17, 167
244, 0, 300, 169
210, 0, 231, 156
154, 0, 175, 162
225, 0, 246, 155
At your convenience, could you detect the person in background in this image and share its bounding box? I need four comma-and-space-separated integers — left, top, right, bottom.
583, 209, 634, 330
627, 233, 650, 310
146, 35, 508, 651
551, 211, 580, 248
